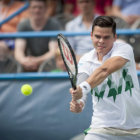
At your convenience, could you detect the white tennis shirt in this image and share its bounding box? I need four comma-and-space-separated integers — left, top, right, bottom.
78, 42, 140, 129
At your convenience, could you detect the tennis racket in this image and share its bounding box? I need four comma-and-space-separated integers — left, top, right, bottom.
57, 34, 78, 89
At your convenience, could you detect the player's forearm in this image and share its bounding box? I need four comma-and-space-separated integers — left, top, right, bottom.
86, 66, 109, 89
86, 56, 128, 89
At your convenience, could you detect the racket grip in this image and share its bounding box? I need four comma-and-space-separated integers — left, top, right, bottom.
72, 84, 76, 90
70, 79, 76, 90
73, 86, 76, 90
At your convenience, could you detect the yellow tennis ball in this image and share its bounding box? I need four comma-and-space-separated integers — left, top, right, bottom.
21, 84, 32, 96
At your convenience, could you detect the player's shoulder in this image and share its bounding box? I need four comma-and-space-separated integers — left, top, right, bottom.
79, 50, 95, 63
113, 41, 133, 51
78, 50, 94, 73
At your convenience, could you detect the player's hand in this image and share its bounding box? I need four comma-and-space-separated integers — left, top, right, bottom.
69, 86, 82, 101
70, 100, 84, 113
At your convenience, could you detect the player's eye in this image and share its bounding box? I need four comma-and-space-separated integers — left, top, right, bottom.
95, 35, 101, 39
104, 36, 110, 40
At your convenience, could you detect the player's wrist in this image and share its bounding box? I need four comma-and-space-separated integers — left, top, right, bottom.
77, 99, 85, 110
79, 81, 91, 94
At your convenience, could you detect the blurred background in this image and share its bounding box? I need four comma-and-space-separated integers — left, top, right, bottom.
0, 0, 140, 140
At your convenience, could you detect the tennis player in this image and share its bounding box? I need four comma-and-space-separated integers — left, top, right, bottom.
70, 16, 140, 140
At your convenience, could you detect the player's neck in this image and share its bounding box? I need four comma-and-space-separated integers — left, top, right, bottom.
97, 53, 104, 62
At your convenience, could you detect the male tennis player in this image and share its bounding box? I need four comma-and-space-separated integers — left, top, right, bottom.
70, 16, 140, 140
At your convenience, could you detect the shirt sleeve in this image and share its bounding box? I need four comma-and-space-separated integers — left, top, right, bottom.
111, 43, 134, 61
78, 54, 91, 75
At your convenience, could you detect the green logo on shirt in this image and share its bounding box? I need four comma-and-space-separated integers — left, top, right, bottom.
92, 69, 134, 102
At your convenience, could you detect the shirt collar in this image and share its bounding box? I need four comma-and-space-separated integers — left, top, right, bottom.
86, 42, 115, 64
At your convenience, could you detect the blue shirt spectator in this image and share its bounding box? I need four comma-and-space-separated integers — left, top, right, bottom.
112, 0, 140, 25
113, 0, 140, 15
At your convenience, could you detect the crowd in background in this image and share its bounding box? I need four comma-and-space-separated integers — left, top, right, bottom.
0, 0, 140, 73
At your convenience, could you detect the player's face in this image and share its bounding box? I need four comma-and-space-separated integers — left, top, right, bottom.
91, 26, 117, 58
29, 1, 46, 20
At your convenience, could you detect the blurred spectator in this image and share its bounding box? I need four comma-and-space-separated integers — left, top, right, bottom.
129, 18, 140, 71
136, 63, 140, 71
0, 0, 28, 32
112, 0, 140, 26
112, 16, 140, 71
51, 48, 66, 72
38, 48, 66, 72
0, 0, 28, 73
111, 16, 130, 42
0, 43, 19, 73
65, 0, 96, 62
45, 0, 61, 18
14, 0, 62, 72
94, 0, 113, 16
0, 0, 28, 54
45, 0, 75, 29
45, 0, 78, 17
64, 0, 79, 16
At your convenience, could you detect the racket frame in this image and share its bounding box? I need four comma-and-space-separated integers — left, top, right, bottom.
57, 34, 78, 89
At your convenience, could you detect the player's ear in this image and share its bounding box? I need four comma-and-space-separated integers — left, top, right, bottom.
91, 32, 93, 37
114, 34, 117, 41
91, 32, 93, 40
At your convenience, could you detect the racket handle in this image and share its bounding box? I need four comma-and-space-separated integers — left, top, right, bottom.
73, 86, 76, 90
71, 82, 76, 90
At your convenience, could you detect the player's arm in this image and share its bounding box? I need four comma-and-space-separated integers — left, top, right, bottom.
72, 56, 128, 101
70, 73, 89, 113
86, 56, 128, 88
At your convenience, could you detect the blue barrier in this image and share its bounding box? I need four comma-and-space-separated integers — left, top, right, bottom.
0, 72, 69, 80
0, 71, 140, 80
0, 73, 93, 140
0, 73, 140, 140
0, 29, 140, 38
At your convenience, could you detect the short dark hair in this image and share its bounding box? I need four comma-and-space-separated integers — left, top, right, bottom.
92, 16, 116, 36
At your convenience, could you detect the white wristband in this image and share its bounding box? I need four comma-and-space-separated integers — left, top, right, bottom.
79, 81, 91, 94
